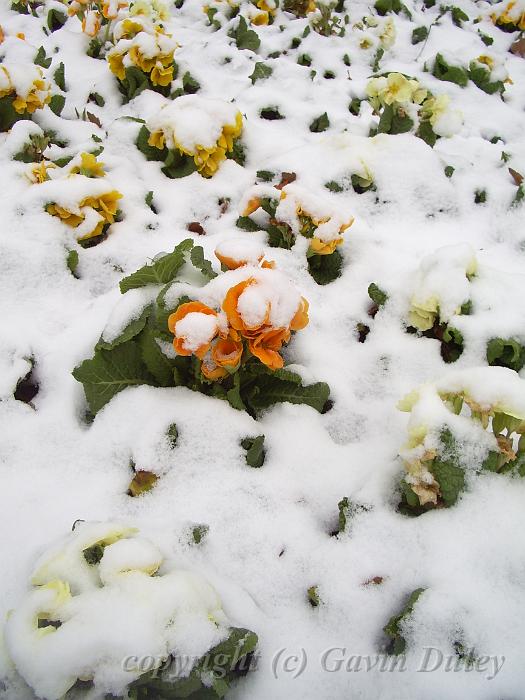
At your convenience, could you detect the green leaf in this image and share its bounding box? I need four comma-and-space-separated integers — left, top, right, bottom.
190, 246, 218, 280
307, 585, 320, 607
49, 95, 65, 116
241, 435, 265, 467
47, 8, 67, 31
192, 524, 209, 544
432, 53, 469, 87
128, 470, 158, 497
260, 107, 285, 120
162, 148, 198, 179
487, 338, 525, 372
479, 31, 494, 46
34, 46, 51, 68
444, 165, 455, 178
83, 543, 105, 565
368, 282, 388, 306
371, 47, 384, 72
250, 62, 273, 84
119, 240, 193, 293
182, 71, 201, 94
54, 62, 66, 91
234, 16, 261, 52
309, 112, 330, 133
337, 496, 350, 534
227, 139, 246, 166
349, 97, 361, 116
430, 457, 465, 505
245, 376, 330, 413
451, 6, 469, 25
411, 26, 428, 44
325, 180, 344, 193
136, 125, 167, 162
139, 328, 175, 386
297, 53, 312, 67
307, 249, 343, 285
417, 119, 437, 147
226, 373, 246, 411
384, 588, 426, 654
167, 423, 178, 447
67, 250, 79, 277
236, 216, 262, 232
97, 305, 152, 351
119, 66, 150, 102
256, 170, 274, 182
89, 92, 105, 107
474, 189, 486, 204
512, 184, 525, 207
72, 342, 154, 414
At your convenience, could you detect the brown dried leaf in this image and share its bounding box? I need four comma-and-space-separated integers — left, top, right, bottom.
510, 37, 525, 57
275, 171, 297, 190
362, 576, 384, 586
187, 221, 206, 235
128, 470, 158, 497
509, 167, 523, 186
86, 111, 102, 128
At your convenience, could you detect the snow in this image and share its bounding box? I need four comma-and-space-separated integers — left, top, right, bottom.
1, 0, 525, 697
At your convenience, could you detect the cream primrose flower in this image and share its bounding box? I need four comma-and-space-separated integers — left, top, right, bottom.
146, 95, 243, 177
378, 17, 396, 49
420, 94, 463, 138
130, 0, 170, 21
397, 367, 525, 505
408, 243, 477, 331
5, 522, 231, 700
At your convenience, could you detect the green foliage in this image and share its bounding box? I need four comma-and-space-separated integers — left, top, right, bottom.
487, 338, 525, 372
371, 47, 384, 72
474, 189, 487, 204
54, 62, 66, 91
307, 585, 321, 607
232, 16, 261, 52
72, 341, 154, 414
311, 3, 345, 37
256, 170, 275, 182
34, 46, 51, 68
308, 249, 343, 285
468, 62, 505, 95
309, 112, 330, 133
384, 588, 426, 654
250, 62, 273, 84
67, 250, 79, 277
192, 524, 209, 544
432, 53, 469, 87
119, 240, 194, 293
97, 306, 152, 352
128, 627, 258, 699
297, 53, 312, 67
440, 325, 464, 363
47, 7, 66, 31
83, 543, 105, 565
450, 6, 469, 26
190, 245, 218, 280
479, 31, 494, 46
416, 119, 437, 147
377, 103, 414, 135
260, 106, 285, 120
368, 283, 388, 307
49, 95, 66, 116
236, 216, 262, 232
375, 0, 411, 16
118, 66, 150, 102
241, 435, 266, 467
411, 26, 428, 44
444, 165, 455, 178
182, 71, 201, 94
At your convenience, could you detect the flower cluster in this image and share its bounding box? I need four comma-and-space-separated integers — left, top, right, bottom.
491, 0, 525, 31
144, 95, 243, 177
66, 0, 128, 37
240, 182, 354, 256
169, 252, 309, 378
408, 244, 477, 332
0, 64, 50, 130
3, 521, 252, 700
353, 15, 396, 51
42, 155, 122, 242
398, 367, 525, 507
366, 72, 463, 141
107, 14, 177, 94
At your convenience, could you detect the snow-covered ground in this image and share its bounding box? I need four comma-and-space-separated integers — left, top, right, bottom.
1, 0, 525, 697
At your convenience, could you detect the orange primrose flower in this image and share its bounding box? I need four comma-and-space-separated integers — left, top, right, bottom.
168, 301, 220, 359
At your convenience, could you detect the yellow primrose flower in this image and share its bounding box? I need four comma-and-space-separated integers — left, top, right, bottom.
107, 51, 126, 80
408, 297, 438, 331
47, 190, 123, 240
28, 161, 55, 184
150, 60, 174, 86
477, 54, 495, 69
12, 74, 50, 115
147, 129, 166, 149
0, 66, 12, 99
128, 45, 157, 72
70, 153, 105, 178
309, 237, 343, 255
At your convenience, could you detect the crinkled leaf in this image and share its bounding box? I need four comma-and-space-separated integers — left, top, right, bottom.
241, 435, 265, 468
97, 305, 152, 351
234, 16, 260, 52
119, 240, 193, 293
190, 246, 218, 280
54, 62, 66, 91
384, 588, 426, 654
34, 46, 51, 68
72, 341, 154, 414
128, 470, 158, 497
49, 94, 65, 116
308, 249, 343, 285
368, 283, 388, 306
487, 337, 525, 372
309, 112, 330, 133
139, 328, 175, 386
250, 62, 273, 84
432, 53, 469, 87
